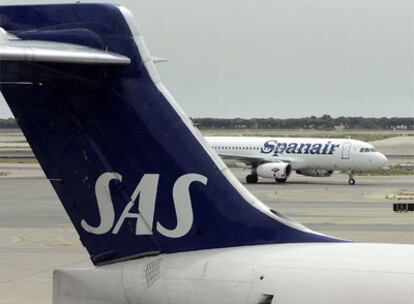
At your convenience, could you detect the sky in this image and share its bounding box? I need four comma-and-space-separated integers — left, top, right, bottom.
0, 0, 413, 118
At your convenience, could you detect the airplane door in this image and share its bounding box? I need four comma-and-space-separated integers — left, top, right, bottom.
342, 142, 352, 159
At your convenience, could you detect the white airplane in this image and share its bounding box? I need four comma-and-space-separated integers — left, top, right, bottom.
0, 3, 413, 304
206, 136, 388, 185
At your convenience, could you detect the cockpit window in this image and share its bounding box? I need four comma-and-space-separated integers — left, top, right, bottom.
360, 147, 377, 153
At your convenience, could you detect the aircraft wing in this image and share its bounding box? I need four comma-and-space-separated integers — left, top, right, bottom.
217, 153, 292, 165
218, 153, 265, 164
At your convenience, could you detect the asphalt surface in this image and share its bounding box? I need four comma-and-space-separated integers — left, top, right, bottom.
0, 166, 413, 304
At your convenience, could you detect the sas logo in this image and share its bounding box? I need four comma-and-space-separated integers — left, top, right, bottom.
81, 172, 208, 238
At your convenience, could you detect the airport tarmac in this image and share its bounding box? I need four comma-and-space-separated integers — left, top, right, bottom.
1, 131, 414, 165
0, 165, 413, 304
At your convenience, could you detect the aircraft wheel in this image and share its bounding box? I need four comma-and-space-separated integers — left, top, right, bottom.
348, 178, 355, 185
246, 174, 258, 184
275, 178, 287, 183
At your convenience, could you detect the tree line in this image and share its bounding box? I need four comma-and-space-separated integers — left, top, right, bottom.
0, 118, 19, 129
192, 115, 414, 130
1, 116, 413, 130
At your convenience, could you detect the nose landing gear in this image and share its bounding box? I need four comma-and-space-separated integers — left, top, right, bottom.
348, 174, 356, 185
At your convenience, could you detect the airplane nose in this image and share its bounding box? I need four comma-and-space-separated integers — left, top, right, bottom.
378, 153, 388, 166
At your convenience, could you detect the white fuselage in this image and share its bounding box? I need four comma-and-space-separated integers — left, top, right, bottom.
206, 136, 387, 172
55, 243, 414, 304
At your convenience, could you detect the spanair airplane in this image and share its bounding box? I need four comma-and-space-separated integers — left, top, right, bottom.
0, 3, 413, 304
206, 137, 387, 185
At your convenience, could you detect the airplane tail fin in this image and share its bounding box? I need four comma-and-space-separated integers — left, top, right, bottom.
0, 3, 341, 265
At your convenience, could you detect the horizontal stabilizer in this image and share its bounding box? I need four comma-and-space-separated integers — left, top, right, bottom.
0, 28, 130, 65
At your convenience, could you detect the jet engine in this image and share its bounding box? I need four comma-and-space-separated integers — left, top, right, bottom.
296, 169, 333, 177
257, 162, 292, 182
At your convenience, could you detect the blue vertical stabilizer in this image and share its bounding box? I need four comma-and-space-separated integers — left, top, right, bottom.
0, 3, 341, 265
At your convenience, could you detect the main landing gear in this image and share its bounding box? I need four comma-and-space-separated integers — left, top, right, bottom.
275, 178, 287, 183
246, 174, 258, 184
246, 167, 258, 184
348, 174, 356, 185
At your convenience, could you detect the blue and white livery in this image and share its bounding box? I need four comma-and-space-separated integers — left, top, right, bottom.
207, 136, 387, 184
0, 3, 412, 304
